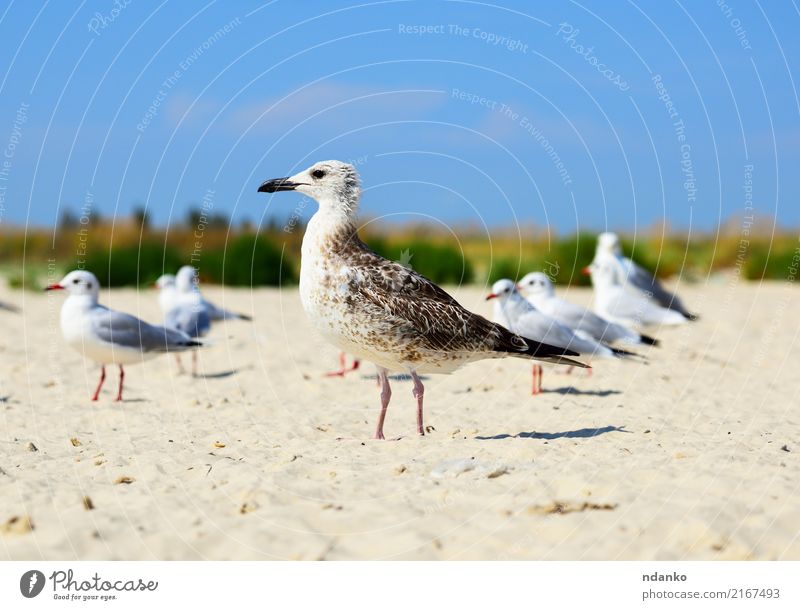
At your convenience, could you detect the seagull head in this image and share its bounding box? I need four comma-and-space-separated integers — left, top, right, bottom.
516, 272, 554, 298
597, 232, 622, 256
586, 258, 620, 289
153, 274, 176, 290
257, 160, 361, 215
45, 270, 100, 299
175, 266, 199, 293
485, 278, 518, 302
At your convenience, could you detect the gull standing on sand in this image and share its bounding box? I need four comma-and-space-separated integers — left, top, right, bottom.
517, 272, 659, 347
175, 265, 252, 322
46, 270, 202, 401
155, 272, 211, 375
586, 258, 689, 327
257, 161, 587, 439
590, 232, 696, 320
487, 279, 634, 394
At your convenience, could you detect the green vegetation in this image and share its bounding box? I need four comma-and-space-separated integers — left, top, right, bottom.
2, 212, 798, 288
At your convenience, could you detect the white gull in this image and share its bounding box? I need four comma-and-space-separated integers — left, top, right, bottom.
175, 265, 252, 322
516, 272, 659, 347
487, 279, 634, 394
587, 257, 689, 327
46, 270, 202, 401
590, 232, 697, 320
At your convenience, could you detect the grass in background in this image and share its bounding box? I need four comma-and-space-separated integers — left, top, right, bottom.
1, 211, 798, 289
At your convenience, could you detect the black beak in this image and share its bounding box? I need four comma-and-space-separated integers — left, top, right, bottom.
257, 177, 301, 193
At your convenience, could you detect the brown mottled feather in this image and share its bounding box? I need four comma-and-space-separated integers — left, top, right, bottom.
332, 231, 582, 365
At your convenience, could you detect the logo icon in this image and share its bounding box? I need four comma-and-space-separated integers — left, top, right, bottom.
397, 248, 414, 269
20, 570, 45, 598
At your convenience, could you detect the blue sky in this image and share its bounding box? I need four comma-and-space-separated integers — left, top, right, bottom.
0, 0, 797, 234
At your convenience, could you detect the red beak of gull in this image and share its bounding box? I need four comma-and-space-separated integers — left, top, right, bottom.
44, 283, 64, 291
580, 267, 591, 276
485, 293, 498, 301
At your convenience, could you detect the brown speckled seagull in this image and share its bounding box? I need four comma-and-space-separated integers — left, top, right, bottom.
258, 161, 588, 439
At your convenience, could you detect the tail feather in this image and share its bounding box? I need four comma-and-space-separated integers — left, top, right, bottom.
639, 334, 660, 347
516, 336, 590, 369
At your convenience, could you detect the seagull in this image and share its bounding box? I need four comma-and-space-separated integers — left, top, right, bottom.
46, 270, 202, 401
586, 257, 689, 327
175, 265, 252, 322
257, 160, 587, 439
154, 272, 211, 375
154, 273, 178, 316
516, 272, 659, 347
487, 279, 635, 393
589, 232, 697, 320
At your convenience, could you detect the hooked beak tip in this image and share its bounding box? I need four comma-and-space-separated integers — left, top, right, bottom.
258, 177, 300, 193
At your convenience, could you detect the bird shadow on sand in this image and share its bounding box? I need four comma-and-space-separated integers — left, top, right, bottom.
541, 386, 622, 397
476, 425, 628, 441
194, 369, 239, 380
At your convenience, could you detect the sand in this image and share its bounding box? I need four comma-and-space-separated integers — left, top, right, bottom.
1, 278, 798, 560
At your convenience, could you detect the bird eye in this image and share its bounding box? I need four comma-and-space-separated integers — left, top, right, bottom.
312, 169, 325, 179
73, 278, 80, 284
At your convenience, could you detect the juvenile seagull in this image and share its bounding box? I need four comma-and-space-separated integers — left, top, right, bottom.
487, 279, 633, 394
257, 161, 586, 439
46, 270, 202, 401
517, 272, 659, 347
155, 271, 211, 375
590, 232, 697, 320
587, 258, 689, 327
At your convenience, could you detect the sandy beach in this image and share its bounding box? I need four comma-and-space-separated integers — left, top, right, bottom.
1, 278, 798, 560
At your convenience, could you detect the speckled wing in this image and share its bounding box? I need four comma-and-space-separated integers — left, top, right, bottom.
347, 251, 586, 366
